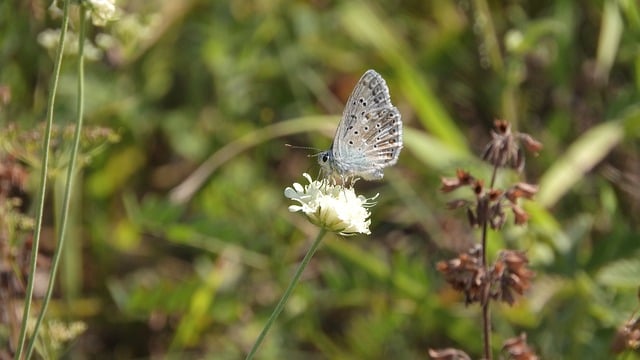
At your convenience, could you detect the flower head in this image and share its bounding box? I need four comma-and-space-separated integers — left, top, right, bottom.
502, 333, 539, 360
37, 29, 103, 60
86, 0, 118, 26
482, 120, 543, 172
436, 246, 534, 306
284, 173, 376, 236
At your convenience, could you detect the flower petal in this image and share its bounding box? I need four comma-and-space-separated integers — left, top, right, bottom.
284, 175, 374, 235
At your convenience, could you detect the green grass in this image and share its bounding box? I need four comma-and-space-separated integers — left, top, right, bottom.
1, 0, 640, 358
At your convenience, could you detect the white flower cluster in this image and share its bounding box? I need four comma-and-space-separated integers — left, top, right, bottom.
37, 29, 103, 60
285, 174, 377, 236
86, 0, 118, 26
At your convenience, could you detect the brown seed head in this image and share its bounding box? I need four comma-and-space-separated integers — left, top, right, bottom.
511, 205, 529, 225
440, 170, 475, 193
490, 250, 535, 305
428, 348, 472, 360
482, 120, 543, 172
502, 332, 539, 360
518, 133, 544, 154
612, 316, 640, 353
437, 246, 488, 305
472, 179, 484, 196
506, 183, 539, 203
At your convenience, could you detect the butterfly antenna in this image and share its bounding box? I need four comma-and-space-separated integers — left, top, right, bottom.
285, 143, 319, 151
285, 144, 323, 158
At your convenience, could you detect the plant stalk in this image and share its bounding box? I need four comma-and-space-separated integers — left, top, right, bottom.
480, 164, 500, 360
13, 1, 71, 358
245, 228, 327, 359
24, 5, 87, 359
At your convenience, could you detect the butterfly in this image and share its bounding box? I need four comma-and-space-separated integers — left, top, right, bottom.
318, 69, 403, 181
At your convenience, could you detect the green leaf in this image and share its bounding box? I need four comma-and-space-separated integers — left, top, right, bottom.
537, 121, 623, 207
596, 258, 640, 288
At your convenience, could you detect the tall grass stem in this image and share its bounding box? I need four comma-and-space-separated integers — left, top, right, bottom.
24, 5, 87, 359
245, 228, 328, 359
14, 1, 72, 358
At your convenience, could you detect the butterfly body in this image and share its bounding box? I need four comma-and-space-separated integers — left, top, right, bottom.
318, 70, 403, 181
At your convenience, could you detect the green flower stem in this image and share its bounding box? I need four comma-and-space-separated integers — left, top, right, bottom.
472, 0, 503, 72
245, 228, 328, 360
14, 0, 71, 358
24, 5, 87, 359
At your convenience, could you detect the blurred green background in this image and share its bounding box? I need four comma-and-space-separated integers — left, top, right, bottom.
2, 0, 640, 358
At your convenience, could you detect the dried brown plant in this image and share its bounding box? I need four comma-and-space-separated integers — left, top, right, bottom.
430, 121, 541, 360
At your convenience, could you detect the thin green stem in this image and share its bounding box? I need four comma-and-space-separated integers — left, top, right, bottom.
472, 0, 504, 72
245, 228, 328, 360
481, 217, 491, 360
489, 163, 498, 190
480, 164, 499, 360
472, 0, 520, 124
14, 1, 71, 359
24, 6, 87, 360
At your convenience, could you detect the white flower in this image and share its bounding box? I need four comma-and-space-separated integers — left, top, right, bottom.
284, 173, 377, 236
86, 0, 118, 26
37, 29, 103, 60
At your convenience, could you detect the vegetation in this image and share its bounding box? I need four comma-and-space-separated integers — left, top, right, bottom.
1, 0, 640, 358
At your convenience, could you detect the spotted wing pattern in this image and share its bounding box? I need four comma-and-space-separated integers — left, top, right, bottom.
324, 69, 403, 180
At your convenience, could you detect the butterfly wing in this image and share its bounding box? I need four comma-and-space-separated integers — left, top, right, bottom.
331, 70, 403, 180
